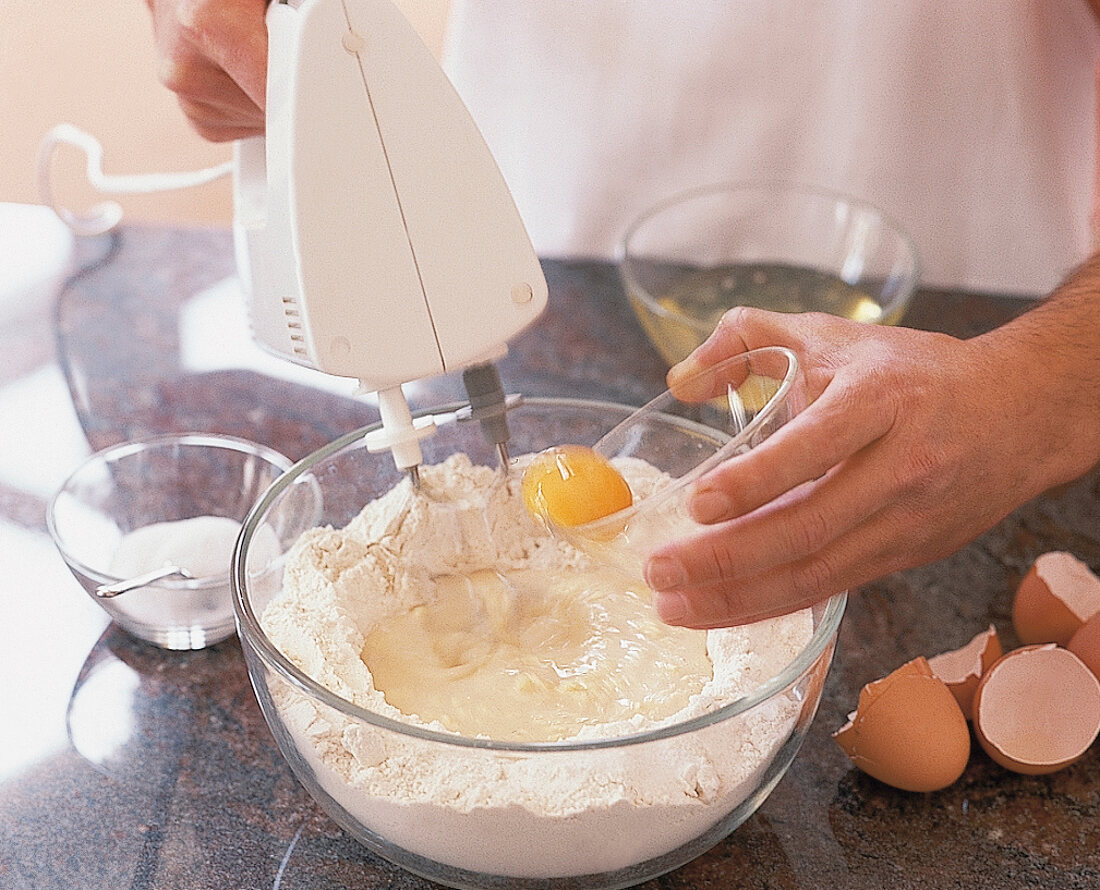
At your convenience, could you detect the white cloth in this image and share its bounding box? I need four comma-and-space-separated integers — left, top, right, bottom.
442, 1, 1099, 295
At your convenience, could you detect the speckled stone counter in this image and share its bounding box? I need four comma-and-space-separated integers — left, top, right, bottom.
1, 224, 1098, 890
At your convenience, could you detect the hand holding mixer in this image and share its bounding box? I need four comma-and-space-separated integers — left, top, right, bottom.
40, 0, 547, 486
234, 0, 548, 484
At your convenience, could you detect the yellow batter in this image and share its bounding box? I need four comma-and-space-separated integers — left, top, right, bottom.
362, 565, 712, 742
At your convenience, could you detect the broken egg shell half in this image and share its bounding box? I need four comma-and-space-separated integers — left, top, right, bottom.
1012, 551, 1100, 646
926, 624, 1002, 721
833, 657, 970, 793
1068, 612, 1100, 682
973, 643, 1100, 776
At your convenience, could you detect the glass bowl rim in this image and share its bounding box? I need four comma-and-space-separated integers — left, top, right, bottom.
47, 431, 294, 590
616, 178, 922, 334
232, 395, 847, 754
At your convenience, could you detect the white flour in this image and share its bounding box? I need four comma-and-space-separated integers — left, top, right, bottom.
262, 453, 813, 878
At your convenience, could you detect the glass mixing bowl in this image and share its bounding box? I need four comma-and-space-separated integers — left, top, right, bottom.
233, 397, 846, 889
620, 181, 921, 366
48, 433, 294, 650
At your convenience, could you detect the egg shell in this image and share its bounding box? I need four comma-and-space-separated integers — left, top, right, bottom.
926, 624, 1002, 721
833, 657, 970, 793
973, 643, 1100, 775
1068, 612, 1100, 682
1012, 551, 1100, 646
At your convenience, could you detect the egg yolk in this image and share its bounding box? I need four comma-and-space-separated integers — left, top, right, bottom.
521, 445, 633, 527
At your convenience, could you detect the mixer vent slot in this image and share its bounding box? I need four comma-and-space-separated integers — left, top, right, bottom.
283, 296, 308, 358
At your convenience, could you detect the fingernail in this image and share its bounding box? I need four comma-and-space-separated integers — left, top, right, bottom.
654, 590, 688, 624
690, 488, 731, 523
646, 555, 688, 591
666, 358, 698, 388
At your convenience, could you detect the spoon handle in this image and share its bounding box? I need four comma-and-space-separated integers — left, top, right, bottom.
95, 565, 194, 598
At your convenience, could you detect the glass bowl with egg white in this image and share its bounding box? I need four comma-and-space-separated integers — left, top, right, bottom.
620, 181, 920, 367
233, 382, 846, 889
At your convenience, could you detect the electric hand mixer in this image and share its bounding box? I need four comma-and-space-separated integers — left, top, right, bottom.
233, 0, 548, 484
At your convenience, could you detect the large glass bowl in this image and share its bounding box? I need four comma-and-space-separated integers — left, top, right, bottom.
620, 181, 920, 366
233, 397, 846, 889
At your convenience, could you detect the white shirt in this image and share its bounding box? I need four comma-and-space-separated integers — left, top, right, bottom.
443, 1, 1099, 295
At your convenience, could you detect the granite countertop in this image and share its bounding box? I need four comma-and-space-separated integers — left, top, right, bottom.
1, 224, 1098, 890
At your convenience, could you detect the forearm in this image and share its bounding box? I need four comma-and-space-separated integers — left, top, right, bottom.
971, 252, 1100, 493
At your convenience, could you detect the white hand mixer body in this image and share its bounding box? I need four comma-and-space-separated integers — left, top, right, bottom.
233, 0, 548, 480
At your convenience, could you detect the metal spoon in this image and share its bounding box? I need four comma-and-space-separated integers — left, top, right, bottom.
95, 565, 196, 598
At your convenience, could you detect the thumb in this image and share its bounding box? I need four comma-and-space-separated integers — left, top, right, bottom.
667, 307, 813, 389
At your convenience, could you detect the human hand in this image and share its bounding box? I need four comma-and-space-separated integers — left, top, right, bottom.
145, 0, 269, 141
643, 304, 1086, 629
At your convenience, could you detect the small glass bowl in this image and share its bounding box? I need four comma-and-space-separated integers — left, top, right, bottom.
233, 397, 845, 888
48, 433, 296, 650
620, 181, 921, 366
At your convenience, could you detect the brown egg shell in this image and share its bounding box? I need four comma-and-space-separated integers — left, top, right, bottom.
1068, 612, 1100, 682
833, 657, 970, 793
926, 624, 1002, 721
1012, 552, 1100, 646
973, 643, 1100, 776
